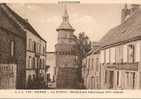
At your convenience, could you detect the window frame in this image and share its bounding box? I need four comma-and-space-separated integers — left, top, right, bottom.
10, 40, 15, 57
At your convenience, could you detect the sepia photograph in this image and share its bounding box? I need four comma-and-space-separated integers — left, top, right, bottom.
0, 1, 141, 93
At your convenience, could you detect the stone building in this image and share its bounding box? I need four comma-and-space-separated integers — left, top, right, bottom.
82, 43, 101, 89
6, 4, 46, 88
25, 21, 46, 87
55, 7, 79, 89
100, 4, 141, 89
0, 4, 26, 89
0, 4, 47, 89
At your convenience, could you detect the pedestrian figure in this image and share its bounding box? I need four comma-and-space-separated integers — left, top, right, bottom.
79, 79, 86, 89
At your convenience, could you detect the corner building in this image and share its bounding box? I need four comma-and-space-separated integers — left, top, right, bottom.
55, 7, 79, 89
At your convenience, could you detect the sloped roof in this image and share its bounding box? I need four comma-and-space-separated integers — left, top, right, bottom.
0, 4, 46, 42
100, 8, 141, 47
56, 21, 74, 31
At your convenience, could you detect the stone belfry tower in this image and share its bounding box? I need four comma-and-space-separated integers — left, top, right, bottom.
55, 6, 79, 89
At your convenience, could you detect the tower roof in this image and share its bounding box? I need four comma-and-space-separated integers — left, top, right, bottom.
56, 6, 75, 31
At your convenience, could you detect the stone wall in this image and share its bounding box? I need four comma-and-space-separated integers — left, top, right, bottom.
56, 67, 79, 89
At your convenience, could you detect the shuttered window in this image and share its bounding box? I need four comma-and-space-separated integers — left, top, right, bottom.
106, 49, 110, 63
10, 40, 15, 56
128, 44, 135, 63
100, 50, 105, 63
123, 45, 127, 63
110, 47, 116, 63
135, 42, 140, 62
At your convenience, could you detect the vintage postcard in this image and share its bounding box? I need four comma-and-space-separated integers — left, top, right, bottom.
0, 0, 141, 98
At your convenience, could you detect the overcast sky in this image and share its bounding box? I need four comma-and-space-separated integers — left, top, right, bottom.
8, 3, 124, 52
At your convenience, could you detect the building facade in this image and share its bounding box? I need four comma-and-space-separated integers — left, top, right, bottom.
25, 28, 46, 87
0, 4, 47, 89
82, 45, 101, 89
100, 4, 141, 89
55, 7, 79, 89
0, 4, 26, 89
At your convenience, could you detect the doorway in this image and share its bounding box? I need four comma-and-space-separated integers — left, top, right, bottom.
109, 71, 114, 89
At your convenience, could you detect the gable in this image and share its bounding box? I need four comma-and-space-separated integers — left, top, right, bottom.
0, 6, 25, 39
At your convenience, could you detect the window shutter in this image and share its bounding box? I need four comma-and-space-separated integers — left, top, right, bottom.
10, 41, 15, 56
135, 42, 140, 62
111, 47, 116, 63
106, 49, 110, 63
123, 45, 127, 63
100, 50, 104, 63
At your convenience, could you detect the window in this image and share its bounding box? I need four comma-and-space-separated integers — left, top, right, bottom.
38, 43, 40, 53
132, 72, 135, 89
117, 71, 119, 86
110, 47, 116, 63
28, 39, 33, 51
88, 57, 90, 69
32, 58, 35, 69
86, 58, 87, 67
10, 40, 15, 56
105, 70, 108, 83
42, 59, 44, 68
42, 59, 45, 69
128, 44, 135, 63
109, 71, 114, 88
39, 44, 41, 54
100, 50, 105, 63
116, 46, 123, 63
96, 57, 99, 71
91, 58, 94, 70
39, 59, 42, 69
35, 57, 37, 69
106, 49, 110, 63
125, 72, 129, 88
119, 46, 123, 63
28, 56, 31, 69
43, 47, 46, 55
28, 39, 31, 50
33, 42, 36, 52
123, 45, 128, 63
135, 42, 140, 62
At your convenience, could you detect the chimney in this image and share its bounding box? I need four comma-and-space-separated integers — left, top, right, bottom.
121, 4, 130, 23
25, 18, 28, 22
130, 4, 140, 14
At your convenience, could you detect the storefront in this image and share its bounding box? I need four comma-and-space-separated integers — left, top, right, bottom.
0, 64, 16, 89
104, 63, 138, 89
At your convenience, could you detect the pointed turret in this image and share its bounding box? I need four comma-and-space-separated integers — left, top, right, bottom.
56, 6, 75, 31
62, 6, 69, 22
